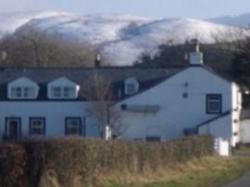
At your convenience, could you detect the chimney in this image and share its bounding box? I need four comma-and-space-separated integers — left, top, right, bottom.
95, 53, 101, 68
189, 40, 203, 65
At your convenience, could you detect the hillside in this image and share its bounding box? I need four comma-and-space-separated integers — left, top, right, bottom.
209, 13, 250, 27
0, 11, 250, 65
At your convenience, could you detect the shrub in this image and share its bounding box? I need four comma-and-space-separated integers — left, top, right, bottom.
0, 136, 213, 187
0, 144, 28, 187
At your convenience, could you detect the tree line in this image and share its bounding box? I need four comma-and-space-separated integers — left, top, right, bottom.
0, 30, 97, 67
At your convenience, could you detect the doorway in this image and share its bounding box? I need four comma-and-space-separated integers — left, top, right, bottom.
5, 117, 21, 139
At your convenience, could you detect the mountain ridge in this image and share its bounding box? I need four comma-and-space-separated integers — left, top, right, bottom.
1, 11, 250, 65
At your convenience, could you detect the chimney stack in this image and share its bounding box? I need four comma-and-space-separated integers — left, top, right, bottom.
189, 39, 203, 65
95, 53, 101, 68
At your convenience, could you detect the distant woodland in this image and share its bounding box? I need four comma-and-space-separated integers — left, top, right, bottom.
0, 31, 97, 67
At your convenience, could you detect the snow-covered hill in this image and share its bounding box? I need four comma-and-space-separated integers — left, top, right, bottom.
209, 13, 250, 27
0, 11, 249, 65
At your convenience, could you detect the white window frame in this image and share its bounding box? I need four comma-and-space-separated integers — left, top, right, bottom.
206, 94, 222, 114
48, 78, 79, 99
65, 117, 82, 136
8, 77, 39, 99
50, 86, 76, 99
10, 86, 36, 99
51, 86, 62, 97
124, 78, 139, 95
29, 117, 45, 136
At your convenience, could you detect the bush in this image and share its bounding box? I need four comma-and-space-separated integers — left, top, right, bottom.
0, 136, 213, 187
0, 144, 28, 187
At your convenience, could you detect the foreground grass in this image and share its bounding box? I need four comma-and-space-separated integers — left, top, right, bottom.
100, 156, 250, 187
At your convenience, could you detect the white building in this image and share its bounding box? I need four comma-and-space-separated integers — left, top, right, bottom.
240, 110, 250, 143
0, 47, 242, 147
115, 46, 242, 147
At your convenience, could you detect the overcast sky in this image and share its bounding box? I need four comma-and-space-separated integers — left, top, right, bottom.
1, 0, 250, 18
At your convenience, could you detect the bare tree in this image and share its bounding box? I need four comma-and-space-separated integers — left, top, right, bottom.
0, 29, 96, 67
81, 71, 122, 140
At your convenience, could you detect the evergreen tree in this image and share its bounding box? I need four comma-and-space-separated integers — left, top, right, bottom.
232, 37, 250, 88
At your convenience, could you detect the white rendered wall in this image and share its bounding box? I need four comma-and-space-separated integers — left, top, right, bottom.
231, 83, 242, 145
114, 67, 236, 142
198, 114, 231, 140
0, 101, 99, 138
240, 119, 250, 143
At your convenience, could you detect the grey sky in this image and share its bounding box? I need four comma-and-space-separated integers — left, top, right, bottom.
1, 0, 250, 18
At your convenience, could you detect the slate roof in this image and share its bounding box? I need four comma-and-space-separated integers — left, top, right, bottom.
0, 67, 181, 101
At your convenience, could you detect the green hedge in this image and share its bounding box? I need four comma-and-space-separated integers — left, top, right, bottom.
0, 136, 213, 187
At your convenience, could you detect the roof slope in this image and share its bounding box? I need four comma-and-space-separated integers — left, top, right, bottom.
0, 67, 179, 84
0, 67, 181, 101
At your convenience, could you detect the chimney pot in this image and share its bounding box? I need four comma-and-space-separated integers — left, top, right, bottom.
189, 40, 203, 65
95, 53, 101, 67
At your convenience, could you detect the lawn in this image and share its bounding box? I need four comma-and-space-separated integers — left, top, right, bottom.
100, 156, 250, 187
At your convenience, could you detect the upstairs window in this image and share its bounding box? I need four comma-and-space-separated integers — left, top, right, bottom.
206, 94, 222, 114
126, 83, 136, 94
51, 86, 75, 98
8, 77, 39, 99
52, 87, 61, 97
10, 86, 36, 99
48, 77, 79, 99
63, 87, 75, 97
124, 77, 139, 95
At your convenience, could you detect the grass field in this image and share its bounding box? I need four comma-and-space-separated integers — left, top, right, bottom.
100, 156, 250, 187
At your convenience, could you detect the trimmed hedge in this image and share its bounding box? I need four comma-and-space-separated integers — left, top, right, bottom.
0, 136, 213, 187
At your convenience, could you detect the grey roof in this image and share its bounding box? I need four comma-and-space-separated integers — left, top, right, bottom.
0, 67, 179, 84
0, 67, 181, 101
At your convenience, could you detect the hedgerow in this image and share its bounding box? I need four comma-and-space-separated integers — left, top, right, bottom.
0, 136, 213, 187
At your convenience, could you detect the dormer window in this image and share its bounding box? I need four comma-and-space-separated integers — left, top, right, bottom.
8, 77, 39, 99
63, 87, 75, 97
11, 87, 22, 98
51, 86, 75, 98
48, 77, 79, 99
11, 86, 35, 98
124, 77, 139, 95
126, 83, 136, 94
52, 87, 61, 97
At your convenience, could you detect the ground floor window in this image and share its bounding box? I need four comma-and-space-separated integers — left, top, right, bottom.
146, 136, 161, 142
65, 117, 82, 136
29, 117, 46, 136
5, 117, 22, 139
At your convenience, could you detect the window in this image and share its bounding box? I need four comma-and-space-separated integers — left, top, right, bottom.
124, 77, 139, 95
206, 94, 222, 114
10, 86, 35, 99
48, 77, 79, 99
8, 77, 39, 99
126, 83, 136, 94
29, 118, 45, 136
52, 87, 62, 97
11, 87, 22, 97
63, 87, 74, 97
51, 86, 75, 99
146, 136, 161, 142
65, 117, 82, 136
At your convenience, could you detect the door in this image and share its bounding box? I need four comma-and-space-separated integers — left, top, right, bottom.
5, 118, 21, 139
